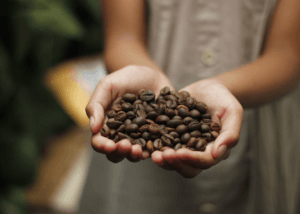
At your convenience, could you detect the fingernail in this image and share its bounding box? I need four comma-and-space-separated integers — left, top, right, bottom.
90, 116, 95, 129
217, 145, 227, 158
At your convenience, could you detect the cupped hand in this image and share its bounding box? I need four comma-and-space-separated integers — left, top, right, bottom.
151, 78, 244, 178
86, 65, 174, 163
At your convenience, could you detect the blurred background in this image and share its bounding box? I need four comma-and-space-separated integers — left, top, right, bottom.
0, 0, 106, 213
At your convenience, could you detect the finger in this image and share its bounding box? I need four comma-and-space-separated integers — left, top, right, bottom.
151, 151, 175, 170
85, 77, 115, 134
91, 133, 117, 154
106, 140, 132, 163
211, 105, 243, 159
126, 145, 143, 162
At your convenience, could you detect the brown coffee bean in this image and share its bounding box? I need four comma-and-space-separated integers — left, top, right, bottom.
121, 102, 133, 112
189, 109, 201, 118
132, 117, 146, 127
130, 132, 142, 139
110, 129, 117, 139
120, 100, 125, 105
181, 133, 191, 144
114, 111, 127, 122
210, 122, 221, 132
211, 131, 219, 139
116, 124, 125, 133
146, 119, 155, 124
140, 90, 155, 102
156, 95, 165, 102
186, 137, 197, 148
166, 100, 177, 109
157, 104, 166, 115
176, 124, 188, 135
153, 139, 163, 150
182, 117, 194, 125
178, 108, 190, 118
133, 99, 143, 105
189, 148, 196, 151
123, 93, 136, 103
170, 91, 182, 99
186, 97, 195, 109
107, 110, 115, 118
164, 95, 177, 101
172, 116, 182, 120
158, 100, 167, 105
190, 130, 202, 138
137, 103, 146, 111
158, 124, 165, 130
195, 139, 207, 151
165, 108, 176, 118
126, 111, 135, 120
161, 134, 174, 147
164, 127, 175, 132
112, 104, 122, 112
160, 86, 171, 96
107, 118, 123, 129
145, 105, 154, 113
147, 111, 159, 120
175, 109, 179, 116
150, 134, 161, 141
200, 124, 211, 133
148, 124, 160, 134
113, 135, 119, 142
187, 121, 201, 131
160, 146, 172, 151
142, 132, 151, 141
201, 133, 212, 141
123, 119, 132, 126
118, 132, 133, 142
146, 140, 155, 153
138, 138, 147, 149
169, 131, 179, 139
160, 129, 169, 135
180, 91, 190, 98
100, 126, 110, 137
166, 119, 182, 128
182, 144, 187, 148
125, 123, 139, 133
156, 115, 170, 124
202, 113, 211, 119
139, 124, 149, 133
174, 138, 182, 144
203, 118, 212, 123
178, 96, 187, 105
137, 109, 147, 118
132, 103, 139, 114
177, 105, 189, 110
195, 102, 208, 113
150, 103, 159, 112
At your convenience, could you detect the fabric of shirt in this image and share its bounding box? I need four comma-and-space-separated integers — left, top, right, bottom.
76, 0, 300, 214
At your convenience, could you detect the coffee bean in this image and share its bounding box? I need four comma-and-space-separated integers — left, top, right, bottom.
211, 122, 221, 132
157, 104, 166, 115
182, 117, 194, 125
165, 108, 176, 118
153, 139, 163, 150
161, 134, 174, 147
112, 105, 122, 112
166, 100, 177, 109
100, 126, 110, 137
164, 127, 175, 132
121, 102, 133, 112
156, 95, 165, 102
202, 113, 212, 119
114, 111, 127, 122
181, 133, 191, 144
174, 143, 182, 150
116, 124, 125, 133
158, 100, 167, 105
147, 111, 159, 120
147, 140, 155, 153
137, 109, 147, 118
148, 124, 160, 134
137, 103, 146, 111
132, 117, 146, 127
140, 90, 155, 102
130, 132, 142, 139
158, 124, 166, 130
200, 124, 211, 132
110, 129, 117, 139
107, 110, 115, 118
177, 105, 189, 110
160, 86, 171, 96
172, 116, 182, 120
180, 91, 190, 98
169, 131, 179, 139
170, 91, 182, 99
142, 132, 151, 141
139, 124, 149, 133
113, 135, 119, 142
196, 102, 208, 113
187, 121, 201, 131
164, 95, 177, 101
174, 138, 182, 144
124, 119, 132, 126
203, 118, 211, 123
107, 118, 123, 129
150, 103, 159, 112
123, 93, 136, 103
126, 111, 135, 120
133, 99, 143, 105
160, 129, 169, 135
178, 96, 187, 105
178, 108, 190, 118
189, 148, 196, 151
190, 130, 202, 138
145, 105, 154, 113
150, 134, 161, 141
160, 146, 172, 151
138, 138, 147, 149
182, 144, 187, 148
146, 119, 155, 124
211, 131, 219, 139
176, 124, 188, 135
118, 132, 133, 142
195, 139, 207, 151
125, 123, 139, 133
167, 119, 182, 128
201, 133, 212, 141
189, 109, 201, 118
186, 97, 195, 109
156, 115, 170, 124
186, 137, 197, 148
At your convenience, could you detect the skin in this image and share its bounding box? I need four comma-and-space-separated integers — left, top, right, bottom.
86, 0, 300, 178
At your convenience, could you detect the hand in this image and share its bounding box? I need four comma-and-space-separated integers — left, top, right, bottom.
86, 65, 174, 163
151, 78, 244, 178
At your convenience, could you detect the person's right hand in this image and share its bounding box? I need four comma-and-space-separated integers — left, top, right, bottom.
85, 65, 174, 163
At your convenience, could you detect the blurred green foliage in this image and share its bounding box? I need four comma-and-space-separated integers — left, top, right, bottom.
0, 0, 104, 213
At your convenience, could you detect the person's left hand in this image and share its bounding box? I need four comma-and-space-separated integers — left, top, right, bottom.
151, 78, 244, 178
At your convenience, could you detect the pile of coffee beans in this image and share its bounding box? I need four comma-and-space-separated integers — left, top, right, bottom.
100, 87, 221, 153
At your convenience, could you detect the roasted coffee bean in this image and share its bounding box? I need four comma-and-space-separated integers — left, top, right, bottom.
164, 95, 177, 101
181, 133, 191, 144
139, 124, 149, 133
123, 93, 136, 103
146, 119, 155, 124
178, 96, 187, 105
137, 109, 147, 118
116, 124, 125, 133
153, 139, 163, 150
190, 130, 202, 138
169, 131, 179, 139
107, 118, 123, 129
147, 111, 159, 120
120, 100, 125, 105
142, 132, 151, 141
156, 95, 165, 102
175, 109, 179, 116
200, 124, 211, 132
177, 105, 189, 110
186, 97, 196, 109
150, 134, 161, 141
113, 135, 119, 142
174, 143, 182, 150
160, 146, 172, 151
142, 101, 148, 107
195, 139, 207, 151
112, 105, 122, 112
107, 110, 115, 118
125, 124, 139, 133
158, 100, 167, 105
174, 138, 182, 145
132, 103, 139, 114
147, 140, 155, 153
160, 86, 171, 96
157, 104, 166, 115
166, 119, 182, 128
100, 126, 110, 137
118, 132, 133, 141
196, 102, 208, 113
189, 148, 196, 151
130, 132, 141, 139
156, 115, 170, 124
211, 122, 221, 132
180, 91, 190, 98
160, 129, 169, 135
132, 117, 146, 127
148, 124, 160, 134
202, 113, 212, 119
182, 117, 194, 125
178, 107, 190, 118
166, 100, 177, 109
201, 133, 212, 141
165, 108, 176, 118
170, 91, 182, 99
121, 102, 133, 112
186, 137, 197, 148
172, 116, 182, 120
164, 127, 175, 132
176, 124, 188, 135
126, 111, 135, 120
110, 129, 117, 139
140, 90, 155, 102
114, 111, 127, 122
161, 134, 174, 147
137, 103, 146, 111
187, 121, 201, 131
150, 103, 159, 112
189, 109, 201, 118
133, 99, 143, 105
124, 119, 132, 126
158, 124, 166, 130
145, 105, 154, 113
203, 118, 212, 123
182, 144, 187, 148
211, 131, 219, 139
